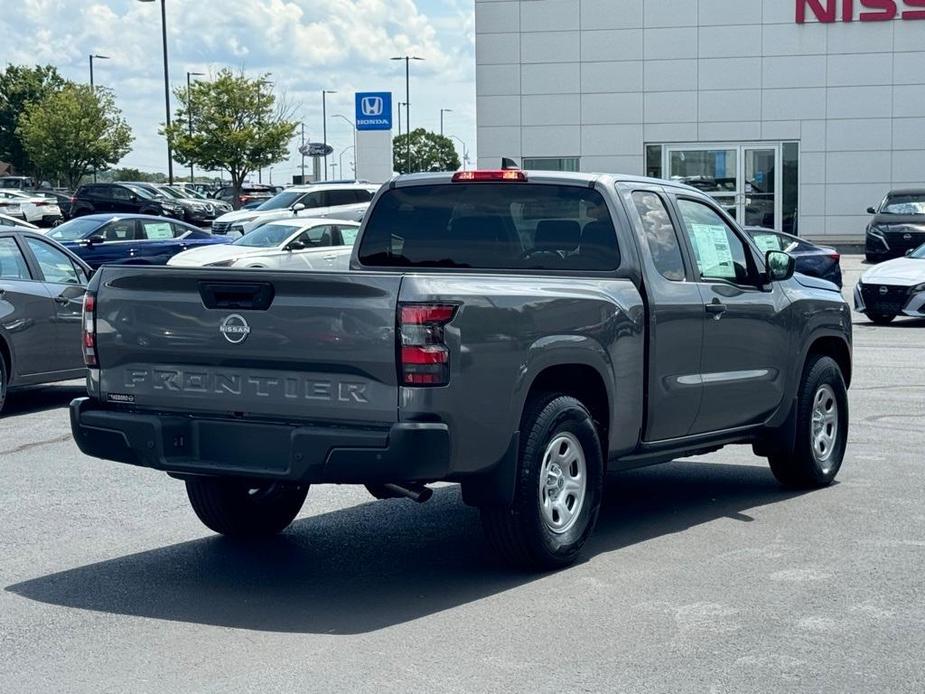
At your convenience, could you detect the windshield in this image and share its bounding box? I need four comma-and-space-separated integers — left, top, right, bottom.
232, 223, 302, 248
881, 195, 925, 215
48, 218, 102, 241
124, 184, 157, 200
256, 191, 304, 210
910, 244, 925, 259
158, 186, 186, 199
178, 187, 208, 199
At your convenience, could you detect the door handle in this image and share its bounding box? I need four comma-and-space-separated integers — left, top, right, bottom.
704, 299, 727, 319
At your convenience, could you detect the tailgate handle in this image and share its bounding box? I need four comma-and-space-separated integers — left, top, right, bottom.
198, 281, 275, 310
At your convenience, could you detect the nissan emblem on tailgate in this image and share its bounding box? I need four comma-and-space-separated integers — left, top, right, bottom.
220, 314, 251, 344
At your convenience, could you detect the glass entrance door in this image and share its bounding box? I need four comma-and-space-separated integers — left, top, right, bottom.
665, 144, 782, 231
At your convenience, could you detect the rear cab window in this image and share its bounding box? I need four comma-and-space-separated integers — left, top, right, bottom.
357, 183, 621, 271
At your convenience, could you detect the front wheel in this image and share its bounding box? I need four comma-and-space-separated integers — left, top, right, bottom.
185, 477, 308, 537
768, 355, 848, 489
866, 312, 896, 325
480, 394, 604, 570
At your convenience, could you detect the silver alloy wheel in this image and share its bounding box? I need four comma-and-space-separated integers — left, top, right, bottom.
811, 383, 839, 471
538, 432, 587, 534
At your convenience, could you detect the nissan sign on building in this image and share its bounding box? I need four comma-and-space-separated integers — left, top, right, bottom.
475, 0, 925, 241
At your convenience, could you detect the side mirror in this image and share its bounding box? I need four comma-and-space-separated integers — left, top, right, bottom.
129, 194, 138, 202
291, 202, 305, 213
766, 250, 795, 282
86, 235, 105, 245
867, 206, 877, 214
287, 241, 306, 251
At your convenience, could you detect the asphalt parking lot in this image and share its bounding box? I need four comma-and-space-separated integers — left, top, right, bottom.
1, 254, 923, 693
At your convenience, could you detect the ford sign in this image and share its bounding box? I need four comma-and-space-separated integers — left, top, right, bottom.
355, 91, 393, 131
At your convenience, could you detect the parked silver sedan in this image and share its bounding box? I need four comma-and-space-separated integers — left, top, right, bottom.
0, 227, 91, 414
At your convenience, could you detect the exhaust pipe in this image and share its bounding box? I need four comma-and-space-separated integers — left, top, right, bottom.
382, 483, 433, 503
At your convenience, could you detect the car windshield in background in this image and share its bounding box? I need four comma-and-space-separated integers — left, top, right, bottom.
910, 244, 925, 259
256, 191, 303, 210
48, 218, 102, 241
357, 183, 621, 270
881, 195, 925, 215
158, 187, 186, 199
232, 223, 302, 248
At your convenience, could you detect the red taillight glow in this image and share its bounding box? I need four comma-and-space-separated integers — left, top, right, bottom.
399, 303, 457, 387
82, 292, 97, 367
829, 253, 841, 261
452, 170, 526, 183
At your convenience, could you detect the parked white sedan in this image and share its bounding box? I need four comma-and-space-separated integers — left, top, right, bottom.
168, 217, 360, 269
0, 190, 61, 225
855, 243, 925, 324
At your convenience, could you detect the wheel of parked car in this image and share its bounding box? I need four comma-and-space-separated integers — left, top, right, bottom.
767, 355, 848, 489
866, 312, 896, 325
480, 394, 603, 570
0, 353, 7, 415
185, 477, 309, 537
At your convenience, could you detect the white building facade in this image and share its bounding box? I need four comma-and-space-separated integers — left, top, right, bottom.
475, 0, 925, 239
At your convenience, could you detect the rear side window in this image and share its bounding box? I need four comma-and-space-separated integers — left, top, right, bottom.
631, 191, 685, 281
358, 183, 621, 271
0, 237, 30, 279
140, 220, 174, 240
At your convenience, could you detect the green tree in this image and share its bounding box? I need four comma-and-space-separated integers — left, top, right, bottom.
17, 84, 133, 189
0, 64, 66, 176
393, 128, 461, 174
106, 167, 166, 183
164, 69, 297, 207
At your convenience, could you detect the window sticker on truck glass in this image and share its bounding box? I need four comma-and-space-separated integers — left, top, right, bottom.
688, 223, 735, 279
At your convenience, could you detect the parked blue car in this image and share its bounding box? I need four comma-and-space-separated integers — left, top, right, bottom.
46, 214, 231, 269
745, 227, 843, 289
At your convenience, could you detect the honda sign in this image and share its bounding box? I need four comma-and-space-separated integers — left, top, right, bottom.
355, 91, 393, 131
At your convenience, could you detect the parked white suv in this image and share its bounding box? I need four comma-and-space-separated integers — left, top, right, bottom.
210, 183, 378, 238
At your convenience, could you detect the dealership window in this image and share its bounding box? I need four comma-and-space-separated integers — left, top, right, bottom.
646, 145, 662, 179
522, 157, 580, 172
782, 142, 799, 236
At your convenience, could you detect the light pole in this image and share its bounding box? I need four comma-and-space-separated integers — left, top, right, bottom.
300, 122, 306, 183
440, 108, 452, 137
255, 78, 273, 184
138, 0, 173, 184
330, 163, 338, 179
390, 56, 424, 172
397, 101, 407, 139
186, 71, 204, 182
321, 90, 336, 180
331, 114, 357, 179
89, 54, 109, 89
339, 146, 354, 178
449, 135, 469, 170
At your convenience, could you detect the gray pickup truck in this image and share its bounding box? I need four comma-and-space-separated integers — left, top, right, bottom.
70, 170, 852, 569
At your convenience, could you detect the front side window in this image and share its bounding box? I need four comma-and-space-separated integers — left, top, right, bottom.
358, 183, 620, 271
100, 220, 137, 241
631, 191, 685, 281
110, 186, 132, 201
25, 238, 80, 284
676, 199, 751, 284
294, 225, 334, 247
0, 237, 30, 279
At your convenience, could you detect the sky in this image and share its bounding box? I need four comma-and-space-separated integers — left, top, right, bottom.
0, 0, 476, 183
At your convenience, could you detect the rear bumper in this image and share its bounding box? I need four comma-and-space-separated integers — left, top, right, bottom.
70, 397, 450, 484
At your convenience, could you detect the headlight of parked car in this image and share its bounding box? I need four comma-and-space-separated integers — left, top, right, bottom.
911, 282, 925, 293
206, 259, 236, 267
867, 226, 887, 239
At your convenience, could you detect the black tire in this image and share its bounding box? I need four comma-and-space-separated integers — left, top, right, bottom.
768, 355, 848, 489
0, 353, 7, 415
185, 477, 308, 537
480, 394, 604, 570
867, 312, 896, 325
864, 253, 878, 263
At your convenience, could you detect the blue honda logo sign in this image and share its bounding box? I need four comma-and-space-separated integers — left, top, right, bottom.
355, 91, 392, 131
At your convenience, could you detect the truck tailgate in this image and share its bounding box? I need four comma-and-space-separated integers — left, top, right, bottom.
93, 267, 402, 424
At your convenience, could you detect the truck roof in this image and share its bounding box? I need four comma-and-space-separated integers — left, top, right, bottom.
390, 170, 705, 195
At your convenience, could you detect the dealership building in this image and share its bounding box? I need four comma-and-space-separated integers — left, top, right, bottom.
475, 0, 925, 240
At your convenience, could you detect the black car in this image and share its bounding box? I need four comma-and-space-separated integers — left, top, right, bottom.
212, 184, 275, 209
865, 189, 925, 262
0, 227, 91, 414
124, 182, 232, 226
745, 227, 843, 288
70, 183, 184, 220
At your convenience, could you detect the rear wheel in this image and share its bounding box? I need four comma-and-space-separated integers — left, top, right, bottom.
185, 477, 308, 537
480, 394, 604, 570
768, 355, 848, 489
866, 311, 896, 325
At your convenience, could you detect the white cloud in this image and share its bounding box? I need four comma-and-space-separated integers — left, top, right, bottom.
0, 0, 476, 180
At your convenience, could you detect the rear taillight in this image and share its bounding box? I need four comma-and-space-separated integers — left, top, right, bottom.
399, 303, 457, 386
82, 292, 97, 367
829, 252, 841, 262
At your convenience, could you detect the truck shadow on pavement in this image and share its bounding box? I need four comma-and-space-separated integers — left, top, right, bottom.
2, 383, 85, 418
7, 460, 808, 634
